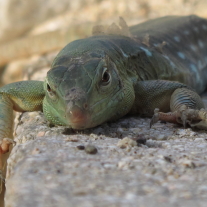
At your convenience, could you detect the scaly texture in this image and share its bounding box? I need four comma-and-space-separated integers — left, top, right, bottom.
0, 15, 207, 174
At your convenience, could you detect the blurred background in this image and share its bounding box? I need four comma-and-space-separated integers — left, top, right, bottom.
0, 0, 206, 86
0, 0, 207, 206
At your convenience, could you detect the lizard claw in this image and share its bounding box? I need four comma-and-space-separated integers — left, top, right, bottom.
180, 110, 187, 128
150, 108, 160, 128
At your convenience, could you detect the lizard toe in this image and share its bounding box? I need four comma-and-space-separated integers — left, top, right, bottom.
0, 138, 16, 154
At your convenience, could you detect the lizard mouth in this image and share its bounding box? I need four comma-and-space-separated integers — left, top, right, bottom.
66, 105, 90, 129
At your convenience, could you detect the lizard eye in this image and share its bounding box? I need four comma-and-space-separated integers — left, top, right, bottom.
46, 83, 57, 100
101, 70, 111, 86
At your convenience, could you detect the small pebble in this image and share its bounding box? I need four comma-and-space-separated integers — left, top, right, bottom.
65, 137, 79, 142
136, 137, 147, 145
176, 129, 186, 137
31, 148, 41, 155
85, 144, 98, 154
164, 156, 172, 163
76, 145, 85, 150
37, 131, 45, 137
117, 137, 137, 149
156, 134, 167, 140
146, 140, 162, 148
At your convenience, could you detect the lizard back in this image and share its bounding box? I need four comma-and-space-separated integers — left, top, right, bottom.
130, 15, 207, 93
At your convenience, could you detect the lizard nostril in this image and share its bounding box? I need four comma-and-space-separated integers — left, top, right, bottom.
83, 103, 88, 109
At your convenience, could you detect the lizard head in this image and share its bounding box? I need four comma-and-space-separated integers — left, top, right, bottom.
43, 36, 135, 129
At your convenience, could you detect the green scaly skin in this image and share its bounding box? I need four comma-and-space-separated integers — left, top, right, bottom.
0, 15, 207, 162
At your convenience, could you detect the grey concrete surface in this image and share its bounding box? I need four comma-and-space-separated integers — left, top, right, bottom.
5, 108, 207, 207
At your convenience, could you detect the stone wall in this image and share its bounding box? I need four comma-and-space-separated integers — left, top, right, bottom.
1, 0, 207, 206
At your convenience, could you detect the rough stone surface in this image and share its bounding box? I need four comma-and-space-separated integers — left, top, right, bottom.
1, 52, 58, 85
1, 0, 206, 44
0, 0, 74, 43
5, 108, 207, 207
0, 0, 207, 68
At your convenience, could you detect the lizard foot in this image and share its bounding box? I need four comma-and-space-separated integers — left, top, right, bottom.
0, 138, 16, 154
150, 105, 207, 129
0, 138, 16, 169
0, 138, 15, 193
0, 138, 15, 171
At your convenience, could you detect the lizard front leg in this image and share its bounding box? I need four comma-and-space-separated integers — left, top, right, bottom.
150, 87, 207, 129
0, 95, 17, 182
132, 80, 206, 129
0, 81, 45, 181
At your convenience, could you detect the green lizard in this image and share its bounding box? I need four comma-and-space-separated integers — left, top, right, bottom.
0, 15, 207, 169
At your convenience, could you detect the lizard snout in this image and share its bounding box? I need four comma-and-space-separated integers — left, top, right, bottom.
64, 87, 91, 129
66, 102, 90, 129
65, 87, 89, 129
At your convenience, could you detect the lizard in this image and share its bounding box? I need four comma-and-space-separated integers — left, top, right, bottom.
0, 15, 207, 174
